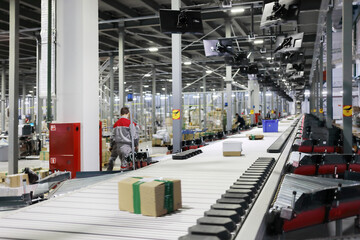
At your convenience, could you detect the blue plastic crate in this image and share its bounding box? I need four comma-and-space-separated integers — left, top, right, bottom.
262, 120, 278, 132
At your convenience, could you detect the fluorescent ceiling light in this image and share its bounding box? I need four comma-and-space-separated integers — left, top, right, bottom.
254, 39, 264, 44
232, 94, 235, 97
266, 57, 273, 60
156, 93, 160, 95
266, 93, 272, 96
168, 79, 173, 82
33, 86, 37, 89
125, 89, 129, 92
200, 86, 204, 89
144, 97, 152, 101
144, 85, 149, 88
186, 83, 191, 86
322, 91, 327, 95
161, 88, 166, 90
148, 47, 159, 52
144, 73, 151, 77
193, 95, 200, 99
222, 77, 226, 80
206, 70, 212, 74
231, 7, 245, 13
29, 90, 33, 93
247, 52, 252, 59
124, 82, 126, 84
184, 61, 192, 65
160, 96, 167, 100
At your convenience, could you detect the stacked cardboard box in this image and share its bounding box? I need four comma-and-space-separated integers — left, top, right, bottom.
38, 170, 49, 179
5, 173, 29, 188
152, 138, 163, 147
0, 172, 7, 183
39, 151, 49, 161
118, 177, 182, 217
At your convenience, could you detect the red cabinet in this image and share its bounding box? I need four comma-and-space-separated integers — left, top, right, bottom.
49, 123, 81, 178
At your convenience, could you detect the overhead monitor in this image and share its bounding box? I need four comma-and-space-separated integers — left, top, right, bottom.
159, 9, 203, 34
260, 0, 300, 29
203, 39, 233, 57
274, 32, 304, 53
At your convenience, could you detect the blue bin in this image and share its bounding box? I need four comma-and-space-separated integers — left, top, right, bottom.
262, 120, 278, 132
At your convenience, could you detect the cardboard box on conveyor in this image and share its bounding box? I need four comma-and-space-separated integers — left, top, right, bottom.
5, 173, 29, 188
223, 139, 242, 156
247, 134, 264, 140
118, 177, 182, 217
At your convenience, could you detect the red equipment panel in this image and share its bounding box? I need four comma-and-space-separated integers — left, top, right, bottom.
49, 123, 81, 178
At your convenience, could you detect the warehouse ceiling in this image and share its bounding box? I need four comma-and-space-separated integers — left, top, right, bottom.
0, 0, 326, 99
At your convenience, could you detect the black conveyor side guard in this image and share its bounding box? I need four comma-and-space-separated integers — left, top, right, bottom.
267, 121, 298, 153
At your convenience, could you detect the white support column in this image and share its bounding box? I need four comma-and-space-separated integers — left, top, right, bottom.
171, 0, 182, 153
109, 55, 114, 125
342, 0, 352, 154
152, 66, 156, 134
225, 19, 232, 132
31, 91, 34, 122
203, 70, 207, 128
263, 87, 266, 118
118, 23, 125, 109
221, 80, 225, 130
140, 78, 144, 130
1, 62, 5, 132
326, 8, 333, 128
22, 81, 26, 119
8, 0, 19, 174
56, 0, 99, 171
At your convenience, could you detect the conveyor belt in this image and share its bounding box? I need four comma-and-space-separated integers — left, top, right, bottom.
0, 119, 297, 240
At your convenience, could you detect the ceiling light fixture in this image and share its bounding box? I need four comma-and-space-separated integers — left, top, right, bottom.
254, 39, 264, 44
206, 70, 212, 74
148, 47, 159, 52
184, 61, 192, 65
231, 7, 245, 13
144, 73, 151, 77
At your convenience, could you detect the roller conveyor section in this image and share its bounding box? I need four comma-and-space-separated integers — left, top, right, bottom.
286, 152, 360, 176
267, 174, 360, 234
0, 118, 299, 240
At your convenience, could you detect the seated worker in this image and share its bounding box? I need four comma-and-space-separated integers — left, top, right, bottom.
235, 113, 245, 130
107, 107, 139, 171
258, 110, 263, 125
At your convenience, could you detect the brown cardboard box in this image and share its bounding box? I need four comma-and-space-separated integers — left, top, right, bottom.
102, 150, 111, 163
39, 151, 49, 161
223, 151, 242, 156
5, 173, 29, 188
247, 134, 264, 140
0, 172, 7, 183
152, 138, 162, 147
38, 170, 49, 179
118, 177, 182, 217
102, 138, 107, 150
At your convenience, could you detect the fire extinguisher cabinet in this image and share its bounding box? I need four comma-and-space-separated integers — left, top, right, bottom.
49, 123, 81, 178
